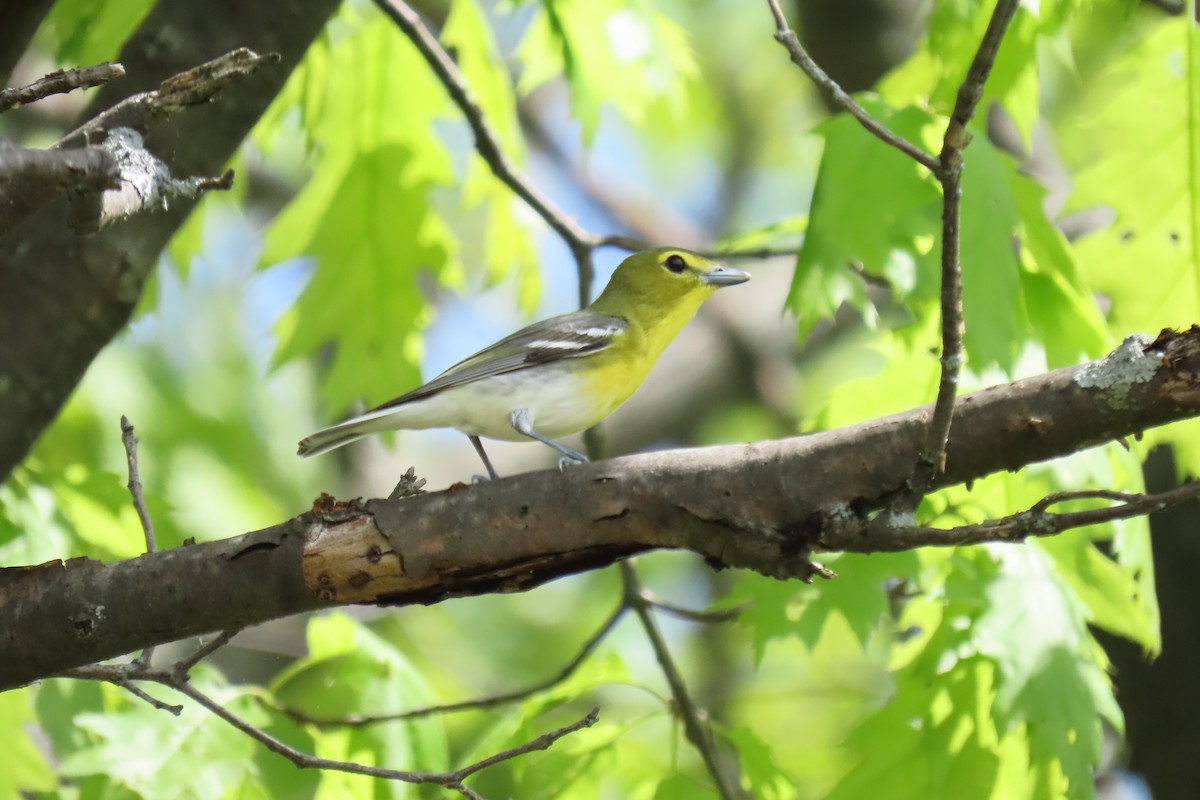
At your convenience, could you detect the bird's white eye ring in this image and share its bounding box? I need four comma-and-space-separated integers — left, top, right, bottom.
665, 254, 687, 273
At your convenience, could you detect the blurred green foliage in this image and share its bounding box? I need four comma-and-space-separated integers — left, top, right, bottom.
2, 0, 1195, 797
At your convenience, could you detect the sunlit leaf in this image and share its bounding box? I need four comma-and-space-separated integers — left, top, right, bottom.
517, 0, 697, 142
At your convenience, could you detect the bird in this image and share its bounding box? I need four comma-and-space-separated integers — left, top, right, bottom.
297, 247, 750, 479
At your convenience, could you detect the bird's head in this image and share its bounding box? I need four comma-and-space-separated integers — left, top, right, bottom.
591, 248, 750, 319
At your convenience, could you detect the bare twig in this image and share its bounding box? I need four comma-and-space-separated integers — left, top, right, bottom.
640, 592, 745, 624
65, 649, 598, 798
764, 0, 939, 173
174, 675, 597, 789
277, 604, 627, 726
56, 49, 279, 150
120, 416, 156, 554
0, 62, 125, 113
119, 415, 161, 669
914, 0, 1021, 494
621, 562, 742, 800
0, 50, 265, 238
111, 678, 182, 714
372, 0, 602, 306
837, 481, 1200, 552
173, 630, 239, 675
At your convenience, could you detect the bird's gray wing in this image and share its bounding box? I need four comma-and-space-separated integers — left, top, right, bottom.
367, 310, 627, 412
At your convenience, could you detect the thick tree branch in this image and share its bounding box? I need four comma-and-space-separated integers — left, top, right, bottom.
0, 0, 343, 482
5, 328, 1200, 691
0, 50, 272, 237
0, 141, 119, 198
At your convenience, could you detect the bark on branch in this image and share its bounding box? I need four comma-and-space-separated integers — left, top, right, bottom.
3, 327, 1200, 691
0, 0, 343, 482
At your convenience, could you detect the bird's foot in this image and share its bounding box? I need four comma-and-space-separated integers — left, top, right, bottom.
557, 453, 589, 472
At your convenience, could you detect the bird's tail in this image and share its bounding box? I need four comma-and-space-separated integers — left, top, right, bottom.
297, 407, 409, 457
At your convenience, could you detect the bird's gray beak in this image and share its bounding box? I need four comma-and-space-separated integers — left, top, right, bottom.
702, 264, 751, 287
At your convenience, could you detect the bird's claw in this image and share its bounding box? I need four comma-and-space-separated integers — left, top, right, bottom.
557, 454, 589, 472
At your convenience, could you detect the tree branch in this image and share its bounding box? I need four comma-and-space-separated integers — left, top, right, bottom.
275, 604, 627, 726
0, 141, 119, 196
5, 329, 1200, 690
763, 0, 939, 173
65, 654, 597, 798
0, 62, 125, 113
622, 562, 742, 799
0, 51, 266, 237
0, 0, 343, 482
371, 0, 601, 306
915, 0, 1022, 494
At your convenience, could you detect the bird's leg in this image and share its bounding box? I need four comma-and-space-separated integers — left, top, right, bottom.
468, 435, 500, 481
508, 409, 589, 470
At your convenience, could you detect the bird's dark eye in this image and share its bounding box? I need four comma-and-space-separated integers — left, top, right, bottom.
664, 254, 688, 273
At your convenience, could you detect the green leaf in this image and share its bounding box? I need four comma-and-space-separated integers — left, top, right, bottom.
0, 689, 56, 796
265, 146, 456, 413
42, 0, 156, 65
258, 9, 469, 415
959, 137, 1026, 372
33, 678, 107, 760
60, 675, 263, 799
641, 773, 715, 800
880, 3, 1044, 145
272, 613, 448, 789
794, 552, 922, 647
963, 545, 1118, 797
788, 100, 942, 340
801, 316, 942, 431
443, 0, 524, 156
827, 658, 1003, 800
715, 215, 808, 254
1062, 16, 1200, 336
499, 710, 625, 800
443, 0, 540, 303
725, 726, 795, 800
517, 0, 697, 142
1011, 176, 1110, 367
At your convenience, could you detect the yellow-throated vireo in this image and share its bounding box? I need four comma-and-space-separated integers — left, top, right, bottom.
297, 248, 749, 478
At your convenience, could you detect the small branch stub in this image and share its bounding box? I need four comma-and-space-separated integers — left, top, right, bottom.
0, 62, 126, 113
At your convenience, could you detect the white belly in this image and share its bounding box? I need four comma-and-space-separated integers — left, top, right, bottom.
388, 368, 605, 441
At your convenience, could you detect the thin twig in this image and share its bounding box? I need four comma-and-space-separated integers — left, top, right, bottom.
120, 415, 161, 668
114, 678, 184, 715
66, 651, 598, 796
0, 62, 125, 114
174, 630, 240, 675
640, 591, 745, 624
120, 416, 156, 554
173, 678, 597, 790
372, 0, 601, 306
276, 604, 627, 726
621, 562, 741, 800
844, 481, 1200, 552
455, 707, 600, 779
915, 0, 1021, 494
764, 0, 939, 173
